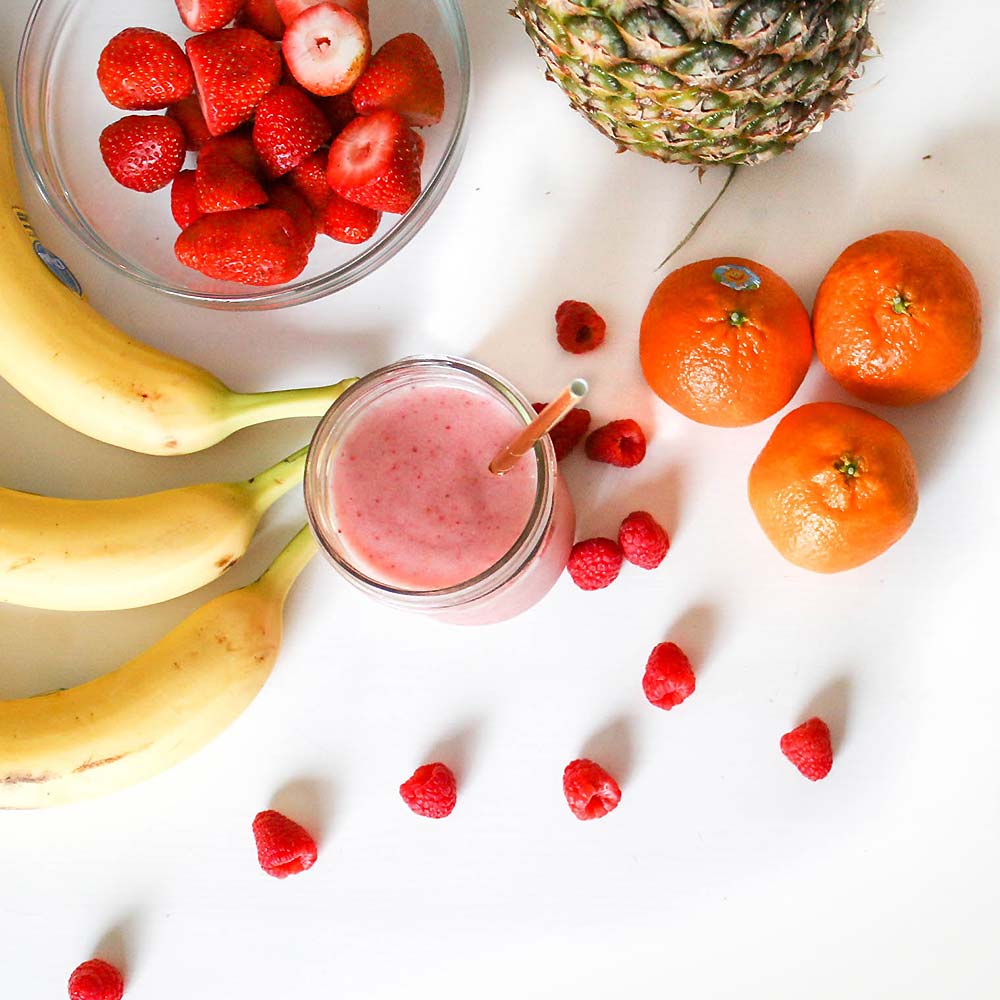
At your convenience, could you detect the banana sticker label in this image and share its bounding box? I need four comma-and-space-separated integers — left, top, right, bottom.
13, 207, 83, 296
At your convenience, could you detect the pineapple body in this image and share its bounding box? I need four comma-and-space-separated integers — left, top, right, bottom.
513, 0, 877, 166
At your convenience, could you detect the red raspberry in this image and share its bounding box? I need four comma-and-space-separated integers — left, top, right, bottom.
585, 419, 647, 467
642, 642, 696, 710
532, 403, 592, 460
780, 717, 833, 781
563, 758, 621, 820
566, 537, 623, 591
68, 959, 124, 1000
619, 510, 670, 569
555, 300, 606, 354
399, 762, 457, 818
252, 809, 318, 878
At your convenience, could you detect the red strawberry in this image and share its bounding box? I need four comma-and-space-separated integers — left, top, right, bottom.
289, 151, 332, 215
275, 0, 368, 26
318, 92, 357, 136
186, 28, 281, 136
99, 115, 187, 193
352, 34, 445, 128
253, 85, 332, 177
97, 27, 194, 111
175, 0, 244, 32
196, 135, 268, 211
206, 133, 265, 175
327, 110, 422, 214
175, 207, 309, 285
321, 192, 380, 244
237, 0, 285, 39
171, 170, 204, 229
282, 3, 370, 98
268, 182, 318, 251
167, 95, 213, 150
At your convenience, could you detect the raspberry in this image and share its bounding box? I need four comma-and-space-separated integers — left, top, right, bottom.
68, 960, 124, 1000
563, 758, 621, 820
555, 300, 607, 354
566, 537, 623, 590
585, 419, 647, 467
532, 403, 592, 460
252, 809, 318, 878
619, 510, 670, 569
399, 762, 457, 818
643, 642, 696, 710
780, 717, 833, 781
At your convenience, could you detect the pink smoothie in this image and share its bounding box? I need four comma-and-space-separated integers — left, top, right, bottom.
330, 382, 540, 591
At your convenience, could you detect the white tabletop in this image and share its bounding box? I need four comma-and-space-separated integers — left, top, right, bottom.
2, 2, 998, 997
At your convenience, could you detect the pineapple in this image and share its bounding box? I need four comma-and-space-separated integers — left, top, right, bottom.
513, 0, 877, 166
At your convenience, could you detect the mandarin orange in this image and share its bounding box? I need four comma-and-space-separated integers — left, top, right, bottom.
748, 402, 918, 573
813, 231, 981, 405
640, 258, 813, 427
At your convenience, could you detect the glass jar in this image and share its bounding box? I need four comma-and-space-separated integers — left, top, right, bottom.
304, 357, 576, 625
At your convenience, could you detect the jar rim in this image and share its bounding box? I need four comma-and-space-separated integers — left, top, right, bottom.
304, 356, 557, 611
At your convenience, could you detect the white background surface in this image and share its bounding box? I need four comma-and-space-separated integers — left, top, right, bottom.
1, 1, 998, 997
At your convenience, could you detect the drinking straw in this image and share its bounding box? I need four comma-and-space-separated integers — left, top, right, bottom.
489, 379, 589, 476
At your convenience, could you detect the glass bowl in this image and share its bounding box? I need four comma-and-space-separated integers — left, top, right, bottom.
16, 0, 470, 310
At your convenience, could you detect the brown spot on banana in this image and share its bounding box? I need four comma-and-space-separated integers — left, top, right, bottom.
1, 771, 56, 784
215, 555, 238, 570
7, 556, 36, 571
73, 752, 128, 773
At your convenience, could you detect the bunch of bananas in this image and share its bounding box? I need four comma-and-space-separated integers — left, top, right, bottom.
0, 89, 350, 809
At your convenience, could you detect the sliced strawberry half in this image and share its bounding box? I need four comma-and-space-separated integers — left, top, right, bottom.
175, 207, 310, 285
175, 0, 245, 32
186, 28, 282, 136
275, 0, 368, 27
268, 182, 319, 251
352, 34, 445, 128
320, 192, 380, 244
236, 0, 285, 39
282, 3, 370, 98
171, 170, 205, 229
167, 95, 213, 151
197, 136, 268, 212
327, 110, 422, 214
253, 85, 332, 177
289, 151, 332, 216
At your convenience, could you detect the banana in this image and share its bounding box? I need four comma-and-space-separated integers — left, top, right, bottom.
0, 86, 355, 456
0, 447, 312, 612
0, 524, 318, 809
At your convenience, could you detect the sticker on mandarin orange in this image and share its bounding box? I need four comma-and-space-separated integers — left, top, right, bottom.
639, 257, 813, 427
812, 230, 982, 406
747, 402, 918, 574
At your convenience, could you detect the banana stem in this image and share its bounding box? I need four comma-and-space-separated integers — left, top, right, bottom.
228, 379, 358, 430
253, 525, 319, 605
246, 446, 309, 515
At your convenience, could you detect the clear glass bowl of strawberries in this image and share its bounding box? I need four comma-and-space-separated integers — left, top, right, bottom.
16, 0, 470, 309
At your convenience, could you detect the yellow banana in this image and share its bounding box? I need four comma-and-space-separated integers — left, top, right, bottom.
0, 524, 318, 809
0, 86, 354, 456
0, 447, 312, 612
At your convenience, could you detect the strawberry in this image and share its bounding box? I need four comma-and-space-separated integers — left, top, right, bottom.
99, 115, 187, 193
237, 0, 285, 39
97, 28, 194, 111
352, 34, 445, 128
282, 3, 370, 98
289, 151, 332, 215
166, 95, 213, 150
275, 0, 368, 27
321, 192, 381, 244
268, 182, 318, 251
205, 133, 265, 175
318, 92, 357, 136
196, 136, 268, 212
175, 0, 245, 32
253, 85, 332, 177
186, 28, 281, 136
327, 110, 422, 214
171, 170, 204, 229
175, 207, 310, 285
